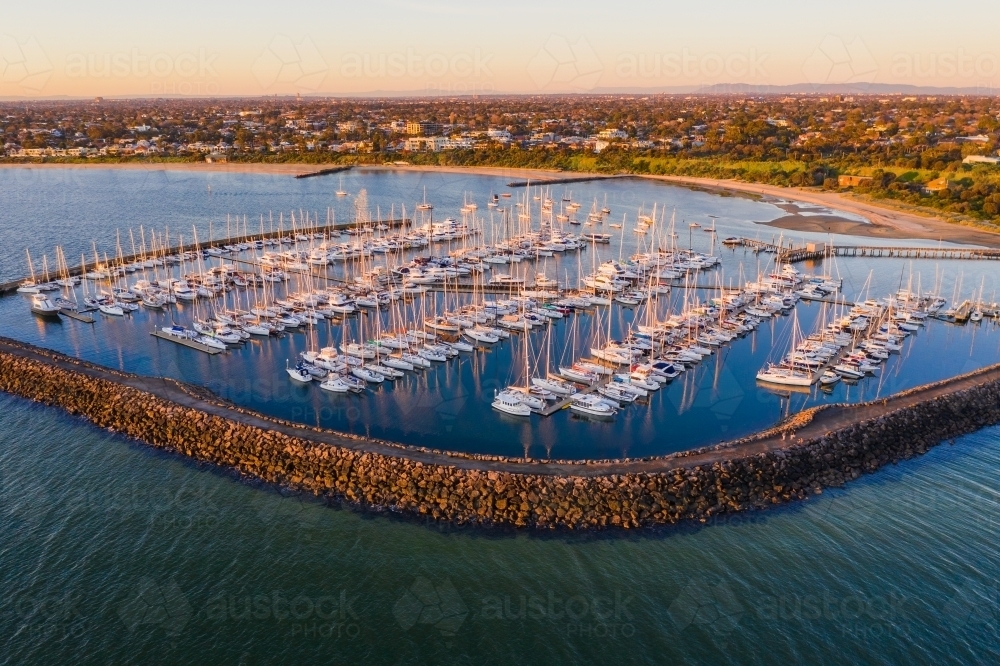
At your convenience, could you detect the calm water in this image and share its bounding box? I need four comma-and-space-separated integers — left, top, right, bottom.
1, 392, 999, 664
1, 168, 999, 459
2, 168, 1000, 664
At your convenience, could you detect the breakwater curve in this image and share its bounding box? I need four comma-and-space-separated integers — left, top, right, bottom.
1, 335, 998, 529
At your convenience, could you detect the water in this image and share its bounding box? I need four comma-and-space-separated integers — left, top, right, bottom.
1, 167, 999, 459
0, 169, 1000, 459
2, 392, 999, 664
2, 168, 1000, 663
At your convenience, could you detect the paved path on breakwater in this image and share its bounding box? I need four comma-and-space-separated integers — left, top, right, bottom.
1, 335, 998, 477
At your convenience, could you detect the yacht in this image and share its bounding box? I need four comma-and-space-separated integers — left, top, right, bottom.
492, 390, 531, 417
29, 293, 62, 317
570, 395, 618, 417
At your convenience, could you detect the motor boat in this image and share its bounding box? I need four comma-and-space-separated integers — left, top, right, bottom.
492, 389, 531, 417
287, 362, 313, 383
29, 293, 62, 317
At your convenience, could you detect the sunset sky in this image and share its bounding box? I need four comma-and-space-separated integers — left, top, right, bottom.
2, 0, 998, 97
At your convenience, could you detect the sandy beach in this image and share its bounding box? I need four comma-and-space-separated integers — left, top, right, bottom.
3, 161, 998, 247
643, 175, 1000, 248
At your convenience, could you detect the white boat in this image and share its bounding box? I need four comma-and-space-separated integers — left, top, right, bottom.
98, 302, 125, 316
465, 328, 500, 344
492, 389, 531, 417
401, 352, 431, 368
366, 363, 403, 379
756, 364, 813, 387
352, 366, 384, 383
381, 356, 414, 372
446, 339, 475, 353
507, 387, 544, 411
29, 293, 62, 316
340, 342, 377, 359
570, 395, 617, 417
532, 376, 576, 396
197, 335, 228, 351
558, 366, 598, 384
597, 385, 636, 404
820, 370, 841, 386
320, 376, 352, 392
287, 363, 313, 383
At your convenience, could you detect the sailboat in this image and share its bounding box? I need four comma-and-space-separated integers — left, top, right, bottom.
416, 186, 433, 211
336, 175, 348, 197
17, 249, 41, 293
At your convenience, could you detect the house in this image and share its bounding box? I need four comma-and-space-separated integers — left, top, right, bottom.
597, 128, 627, 140
963, 155, 1000, 165
838, 175, 873, 188
922, 177, 959, 193
486, 128, 512, 142
956, 134, 991, 144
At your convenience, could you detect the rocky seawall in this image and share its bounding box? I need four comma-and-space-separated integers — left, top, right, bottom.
1, 337, 999, 529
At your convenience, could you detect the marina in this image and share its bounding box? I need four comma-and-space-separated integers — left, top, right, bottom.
1, 167, 998, 460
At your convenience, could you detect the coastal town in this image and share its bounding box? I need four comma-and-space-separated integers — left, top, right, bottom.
5, 0, 1000, 660
4, 94, 1000, 226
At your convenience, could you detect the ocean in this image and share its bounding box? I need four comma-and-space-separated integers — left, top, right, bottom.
1, 167, 998, 664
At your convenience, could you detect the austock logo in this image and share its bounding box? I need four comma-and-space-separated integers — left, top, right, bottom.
117, 577, 192, 637
667, 577, 744, 642
393, 577, 469, 636
251, 35, 328, 92
0, 34, 52, 91
527, 35, 603, 92
802, 35, 878, 89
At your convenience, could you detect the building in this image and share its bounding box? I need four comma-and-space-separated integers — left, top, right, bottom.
406, 121, 443, 136
404, 136, 447, 152
597, 128, 627, 140
963, 155, 1000, 165
955, 134, 991, 144
486, 128, 512, 142
838, 175, 874, 188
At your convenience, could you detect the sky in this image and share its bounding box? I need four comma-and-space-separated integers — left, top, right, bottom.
1, 0, 998, 98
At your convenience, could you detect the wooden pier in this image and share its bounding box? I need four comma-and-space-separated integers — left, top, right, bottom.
150, 330, 224, 354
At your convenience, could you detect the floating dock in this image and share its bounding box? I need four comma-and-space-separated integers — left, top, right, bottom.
60, 308, 95, 323
150, 330, 223, 354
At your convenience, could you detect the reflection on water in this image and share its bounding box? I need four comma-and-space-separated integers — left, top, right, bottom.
1, 168, 999, 459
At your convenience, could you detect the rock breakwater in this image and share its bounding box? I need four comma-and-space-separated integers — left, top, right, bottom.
1, 336, 999, 529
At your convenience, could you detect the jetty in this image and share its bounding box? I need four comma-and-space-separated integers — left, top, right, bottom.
150, 330, 224, 354
294, 166, 353, 180
735, 238, 1000, 264
0, 216, 410, 297
60, 309, 95, 324
506, 174, 630, 188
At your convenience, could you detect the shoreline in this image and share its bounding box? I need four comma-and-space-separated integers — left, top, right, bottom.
2, 335, 1000, 528
643, 174, 1000, 248
3, 161, 999, 246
